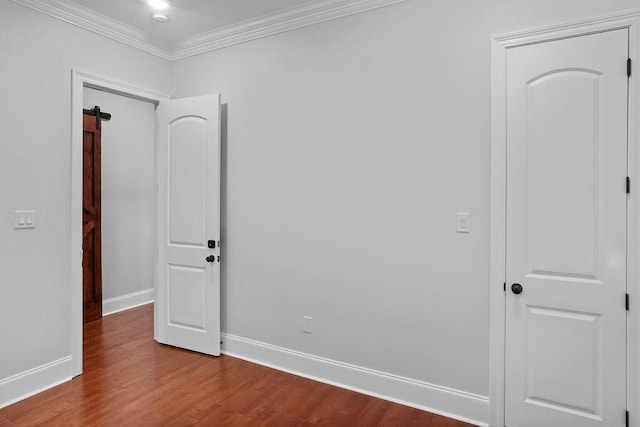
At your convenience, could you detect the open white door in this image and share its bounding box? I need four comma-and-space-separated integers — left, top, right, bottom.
156, 94, 221, 356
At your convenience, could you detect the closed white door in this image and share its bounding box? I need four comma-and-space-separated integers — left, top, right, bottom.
505, 30, 628, 426
156, 94, 221, 356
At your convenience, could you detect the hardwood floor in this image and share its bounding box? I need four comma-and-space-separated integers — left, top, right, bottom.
0, 305, 475, 426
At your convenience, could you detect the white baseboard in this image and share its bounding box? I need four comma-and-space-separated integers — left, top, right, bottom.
103, 288, 154, 316
221, 333, 489, 426
0, 356, 72, 410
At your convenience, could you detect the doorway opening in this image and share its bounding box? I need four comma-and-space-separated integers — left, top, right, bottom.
71, 69, 169, 376
81, 89, 156, 325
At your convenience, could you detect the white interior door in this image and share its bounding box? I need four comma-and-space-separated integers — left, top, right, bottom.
156, 94, 221, 356
505, 30, 628, 426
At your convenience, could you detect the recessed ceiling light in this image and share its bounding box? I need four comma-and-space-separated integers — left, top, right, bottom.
148, 0, 169, 10
152, 13, 169, 22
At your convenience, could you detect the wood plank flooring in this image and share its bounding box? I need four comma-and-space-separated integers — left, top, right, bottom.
0, 305, 475, 426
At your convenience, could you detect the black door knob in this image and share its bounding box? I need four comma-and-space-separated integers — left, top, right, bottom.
511, 283, 523, 294
206, 255, 215, 263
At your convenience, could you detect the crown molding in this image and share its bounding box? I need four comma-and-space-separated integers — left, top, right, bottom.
12, 0, 410, 61
170, 0, 411, 60
10, 0, 172, 60
493, 7, 640, 45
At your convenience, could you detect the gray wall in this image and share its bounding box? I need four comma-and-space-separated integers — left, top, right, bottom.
171, 0, 639, 399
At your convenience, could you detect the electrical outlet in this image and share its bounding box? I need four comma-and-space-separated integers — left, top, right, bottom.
303, 316, 312, 333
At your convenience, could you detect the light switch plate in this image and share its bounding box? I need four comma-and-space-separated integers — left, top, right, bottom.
14, 210, 36, 229
303, 316, 312, 333
457, 212, 470, 233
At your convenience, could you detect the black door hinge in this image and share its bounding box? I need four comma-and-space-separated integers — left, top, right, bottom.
626, 294, 630, 311
626, 410, 629, 427
503, 282, 506, 292
628, 58, 632, 77
627, 177, 631, 194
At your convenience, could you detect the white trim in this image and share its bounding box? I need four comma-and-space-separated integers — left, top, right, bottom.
627, 18, 640, 427
493, 8, 640, 45
71, 69, 169, 377
103, 288, 154, 316
10, 0, 171, 60
171, 0, 410, 60
489, 36, 507, 427
0, 357, 72, 410
490, 9, 640, 427
10, 0, 410, 61
221, 333, 489, 426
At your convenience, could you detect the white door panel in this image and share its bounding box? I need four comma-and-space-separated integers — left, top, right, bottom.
505, 30, 628, 427
169, 117, 208, 246
168, 265, 207, 331
156, 94, 221, 356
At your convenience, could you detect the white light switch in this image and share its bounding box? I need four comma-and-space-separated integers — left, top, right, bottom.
457, 212, 470, 233
303, 316, 312, 333
14, 210, 36, 229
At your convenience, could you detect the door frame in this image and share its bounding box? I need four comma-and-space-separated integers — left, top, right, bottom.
70, 69, 169, 377
490, 10, 640, 427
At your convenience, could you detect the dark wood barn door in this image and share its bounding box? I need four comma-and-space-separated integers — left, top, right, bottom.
83, 112, 103, 323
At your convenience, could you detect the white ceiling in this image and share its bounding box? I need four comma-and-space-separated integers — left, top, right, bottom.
68, 0, 314, 43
